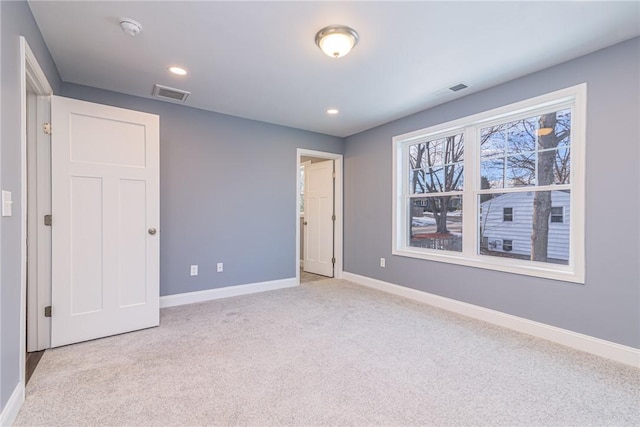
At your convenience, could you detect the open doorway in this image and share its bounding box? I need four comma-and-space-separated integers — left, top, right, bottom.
296, 149, 343, 285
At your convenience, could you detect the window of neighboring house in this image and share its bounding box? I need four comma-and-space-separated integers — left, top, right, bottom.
503, 207, 513, 222
393, 84, 585, 283
550, 206, 563, 223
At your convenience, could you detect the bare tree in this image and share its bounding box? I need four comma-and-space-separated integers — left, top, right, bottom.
479, 110, 571, 261
409, 135, 463, 234
531, 113, 569, 261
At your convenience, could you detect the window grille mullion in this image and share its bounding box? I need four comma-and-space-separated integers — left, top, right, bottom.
462, 126, 476, 258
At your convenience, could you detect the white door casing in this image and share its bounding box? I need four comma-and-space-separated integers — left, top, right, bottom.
303, 159, 334, 277
26, 92, 52, 351
51, 96, 160, 347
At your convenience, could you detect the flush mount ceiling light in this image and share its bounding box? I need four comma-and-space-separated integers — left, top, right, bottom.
168, 66, 187, 76
315, 25, 359, 58
326, 108, 339, 115
120, 18, 142, 36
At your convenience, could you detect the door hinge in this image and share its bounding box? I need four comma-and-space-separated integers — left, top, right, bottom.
332, 172, 336, 179
43, 122, 52, 135
44, 214, 52, 226
331, 214, 336, 221
331, 257, 336, 264
44, 306, 52, 318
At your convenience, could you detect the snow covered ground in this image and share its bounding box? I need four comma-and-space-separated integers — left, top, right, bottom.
411, 211, 462, 227
412, 217, 436, 226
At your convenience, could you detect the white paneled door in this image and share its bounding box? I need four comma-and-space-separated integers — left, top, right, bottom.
303, 160, 334, 277
50, 96, 160, 347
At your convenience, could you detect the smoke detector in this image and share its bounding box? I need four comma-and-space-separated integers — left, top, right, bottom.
120, 18, 142, 36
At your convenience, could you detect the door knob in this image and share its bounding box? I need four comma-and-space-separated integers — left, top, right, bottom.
303, 221, 308, 225
148, 228, 157, 235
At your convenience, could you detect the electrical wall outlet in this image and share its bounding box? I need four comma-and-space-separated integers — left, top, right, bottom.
217, 262, 223, 273
2, 190, 13, 217
380, 257, 386, 268
190, 265, 198, 276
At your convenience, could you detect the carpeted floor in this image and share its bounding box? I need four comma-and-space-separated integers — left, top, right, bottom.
15, 279, 640, 426
300, 268, 329, 283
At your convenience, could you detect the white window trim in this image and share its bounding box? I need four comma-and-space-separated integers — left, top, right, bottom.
299, 161, 310, 216
392, 84, 586, 284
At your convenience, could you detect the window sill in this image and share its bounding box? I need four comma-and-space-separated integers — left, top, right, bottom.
392, 247, 584, 284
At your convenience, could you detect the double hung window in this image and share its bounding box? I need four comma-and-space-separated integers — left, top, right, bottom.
550, 207, 564, 223
393, 85, 585, 283
503, 208, 513, 222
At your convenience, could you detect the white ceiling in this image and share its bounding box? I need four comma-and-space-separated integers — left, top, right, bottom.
28, 1, 640, 137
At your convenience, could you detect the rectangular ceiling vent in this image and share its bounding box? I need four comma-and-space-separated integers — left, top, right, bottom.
152, 84, 190, 103
448, 83, 469, 92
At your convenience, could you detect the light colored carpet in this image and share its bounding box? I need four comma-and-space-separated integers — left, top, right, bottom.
15, 279, 640, 426
300, 268, 329, 283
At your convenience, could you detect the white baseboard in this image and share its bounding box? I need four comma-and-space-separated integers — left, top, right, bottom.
342, 272, 640, 368
160, 277, 298, 308
0, 382, 24, 427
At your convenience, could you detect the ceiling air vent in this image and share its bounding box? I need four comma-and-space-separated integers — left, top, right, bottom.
152, 84, 190, 103
434, 82, 471, 98
448, 83, 468, 92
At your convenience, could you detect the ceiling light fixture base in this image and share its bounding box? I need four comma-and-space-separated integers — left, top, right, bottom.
120, 18, 142, 36
315, 25, 359, 59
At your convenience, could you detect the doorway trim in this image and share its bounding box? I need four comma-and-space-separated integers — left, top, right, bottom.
20, 36, 53, 394
26, 91, 51, 352
296, 149, 343, 284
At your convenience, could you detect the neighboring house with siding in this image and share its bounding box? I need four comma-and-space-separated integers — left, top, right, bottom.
480, 191, 570, 261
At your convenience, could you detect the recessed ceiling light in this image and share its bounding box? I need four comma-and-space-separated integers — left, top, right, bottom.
168, 66, 187, 76
327, 109, 339, 115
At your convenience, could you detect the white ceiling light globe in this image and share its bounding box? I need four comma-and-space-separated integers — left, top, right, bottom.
315, 25, 359, 59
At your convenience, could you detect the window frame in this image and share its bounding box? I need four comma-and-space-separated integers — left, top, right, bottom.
503, 207, 513, 222
299, 161, 310, 215
550, 206, 564, 223
392, 84, 586, 284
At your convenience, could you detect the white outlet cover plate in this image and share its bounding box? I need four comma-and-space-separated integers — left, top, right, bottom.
2, 190, 13, 217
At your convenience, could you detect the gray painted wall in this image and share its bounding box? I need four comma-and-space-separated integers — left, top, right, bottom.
344, 37, 640, 349
1, 0, 62, 411
60, 83, 343, 296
